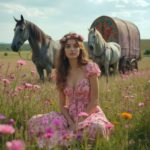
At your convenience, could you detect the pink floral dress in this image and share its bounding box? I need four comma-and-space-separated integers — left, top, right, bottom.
28, 62, 114, 149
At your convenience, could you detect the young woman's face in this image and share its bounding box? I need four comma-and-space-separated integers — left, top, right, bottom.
64, 39, 80, 59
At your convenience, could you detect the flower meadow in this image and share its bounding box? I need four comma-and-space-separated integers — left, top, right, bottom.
0, 52, 150, 150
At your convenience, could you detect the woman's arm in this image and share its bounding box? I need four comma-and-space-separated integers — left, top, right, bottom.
85, 75, 99, 115
58, 90, 75, 129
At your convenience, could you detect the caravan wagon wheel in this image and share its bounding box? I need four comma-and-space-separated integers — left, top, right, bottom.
119, 56, 129, 74
130, 59, 138, 71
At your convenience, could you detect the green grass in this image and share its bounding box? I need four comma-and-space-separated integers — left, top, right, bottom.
0, 51, 150, 150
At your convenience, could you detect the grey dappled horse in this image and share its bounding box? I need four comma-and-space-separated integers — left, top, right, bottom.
88, 28, 121, 81
11, 15, 60, 81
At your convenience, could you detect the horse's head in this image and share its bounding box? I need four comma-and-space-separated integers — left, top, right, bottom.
11, 15, 29, 52
88, 27, 105, 58
88, 27, 99, 58
88, 28, 96, 51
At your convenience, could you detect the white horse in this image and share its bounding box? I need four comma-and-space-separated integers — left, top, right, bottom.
88, 28, 121, 80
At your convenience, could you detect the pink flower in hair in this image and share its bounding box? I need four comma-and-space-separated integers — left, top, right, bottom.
67, 35, 70, 39
79, 35, 84, 41
60, 32, 84, 43
62, 37, 66, 41
74, 34, 78, 38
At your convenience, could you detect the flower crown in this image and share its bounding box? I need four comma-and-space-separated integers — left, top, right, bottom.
60, 32, 84, 43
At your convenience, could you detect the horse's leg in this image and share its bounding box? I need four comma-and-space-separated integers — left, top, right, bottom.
136, 61, 138, 71
46, 64, 52, 81
113, 63, 118, 75
46, 70, 51, 81
104, 62, 109, 83
36, 66, 44, 82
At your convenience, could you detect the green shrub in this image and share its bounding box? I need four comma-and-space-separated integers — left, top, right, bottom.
143, 49, 150, 55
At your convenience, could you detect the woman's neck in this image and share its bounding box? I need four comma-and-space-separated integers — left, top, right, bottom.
69, 59, 79, 69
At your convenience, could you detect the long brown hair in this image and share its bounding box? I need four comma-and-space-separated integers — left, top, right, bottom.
56, 33, 89, 91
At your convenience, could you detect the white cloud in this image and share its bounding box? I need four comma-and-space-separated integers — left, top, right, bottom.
134, 0, 150, 7
88, 0, 127, 4
110, 9, 147, 19
0, 2, 61, 18
88, 0, 104, 4
88, 0, 150, 7
110, 11, 131, 18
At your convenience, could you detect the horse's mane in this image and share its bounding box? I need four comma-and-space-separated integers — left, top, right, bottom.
27, 21, 48, 44
95, 29, 106, 44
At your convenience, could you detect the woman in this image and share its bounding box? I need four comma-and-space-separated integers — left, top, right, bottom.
28, 32, 114, 149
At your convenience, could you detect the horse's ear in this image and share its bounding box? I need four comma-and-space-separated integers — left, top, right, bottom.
13, 17, 19, 23
21, 14, 24, 22
93, 27, 96, 32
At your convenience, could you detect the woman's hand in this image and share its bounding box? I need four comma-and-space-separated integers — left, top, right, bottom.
78, 116, 87, 122
78, 112, 89, 122
69, 124, 76, 132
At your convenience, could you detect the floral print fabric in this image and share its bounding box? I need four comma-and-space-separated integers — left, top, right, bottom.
28, 62, 114, 149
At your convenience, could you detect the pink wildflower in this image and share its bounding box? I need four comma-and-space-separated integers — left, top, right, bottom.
44, 132, 53, 139
44, 99, 52, 105
2, 79, 10, 85
17, 60, 27, 66
44, 127, 54, 139
8, 119, 15, 126
8, 74, 15, 80
0, 114, 6, 120
31, 70, 36, 76
138, 102, 144, 107
15, 86, 24, 92
105, 123, 114, 129
6, 139, 25, 150
0, 124, 15, 134
51, 118, 62, 128
24, 83, 33, 89
76, 132, 82, 140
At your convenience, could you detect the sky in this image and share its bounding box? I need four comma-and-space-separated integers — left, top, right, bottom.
0, 0, 150, 43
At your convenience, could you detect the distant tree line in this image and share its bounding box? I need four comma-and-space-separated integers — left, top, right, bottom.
0, 39, 149, 52
0, 43, 31, 51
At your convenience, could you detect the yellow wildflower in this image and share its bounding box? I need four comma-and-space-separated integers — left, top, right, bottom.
121, 112, 132, 120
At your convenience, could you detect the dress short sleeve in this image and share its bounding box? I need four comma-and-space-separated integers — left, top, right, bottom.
85, 62, 101, 78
